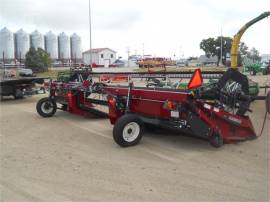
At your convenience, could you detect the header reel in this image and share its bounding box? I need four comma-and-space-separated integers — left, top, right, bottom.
193, 69, 253, 116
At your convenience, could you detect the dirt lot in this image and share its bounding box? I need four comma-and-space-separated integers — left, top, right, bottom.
0, 76, 269, 201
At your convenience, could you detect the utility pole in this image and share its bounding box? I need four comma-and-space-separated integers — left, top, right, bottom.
74, 53, 77, 67
89, 0, 93, 68
3, 52, 5, 78
142, 43, 144, 68
220, 26, 223, 66
127, 47, 130, 67
142, 43, 145, 58
19, 52, 21, 68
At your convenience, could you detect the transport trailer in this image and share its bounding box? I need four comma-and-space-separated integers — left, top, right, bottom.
35, 68, 225, 118
0, 77, 46, 99
36, 70, 108, 118
36, 68, 269, 148
105, 69, 269, 148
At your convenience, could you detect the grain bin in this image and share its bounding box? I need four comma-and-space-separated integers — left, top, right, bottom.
31, 30, 44, 50
70, 33, 82, 61
58, 32, 70, 60
0, 27, 15, 60
45, 31, 58, 60
15, 29, 30, 60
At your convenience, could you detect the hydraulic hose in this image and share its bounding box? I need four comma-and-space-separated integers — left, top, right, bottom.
258, 91, 269, 137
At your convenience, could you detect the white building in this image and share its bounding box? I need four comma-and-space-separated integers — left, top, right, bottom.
83, 48, 116, 67
261, 54, 270, 63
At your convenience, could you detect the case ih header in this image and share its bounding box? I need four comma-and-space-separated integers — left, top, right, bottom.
36, 68, 270, 148
36, 11, 270, 148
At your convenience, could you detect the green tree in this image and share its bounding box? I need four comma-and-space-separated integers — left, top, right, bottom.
237, 42, 249, 66
239, 42, 249, 56
187, 56, 198, 61
199, 38, 216, 58
200, 36, 232, 66
248, 47, 261, 62
25, 47, 51, 73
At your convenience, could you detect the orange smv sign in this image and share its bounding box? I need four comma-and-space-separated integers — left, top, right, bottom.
188, 68, 203, 89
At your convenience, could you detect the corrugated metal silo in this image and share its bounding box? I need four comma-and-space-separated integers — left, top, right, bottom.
31, 30, 44, 50
70, 33, 82, 60
15, 29, 30, 60
0, 27, 15, 60
45, 31, 58, 60
58, 32, 70, 60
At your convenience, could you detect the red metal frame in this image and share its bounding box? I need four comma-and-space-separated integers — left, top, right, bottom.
99, 74, 128, 82
194, 101, 256, 143
41, 69, 258, 146
105, 86, 257, 144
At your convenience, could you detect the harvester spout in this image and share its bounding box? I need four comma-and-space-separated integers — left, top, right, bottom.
230, 11, 270, 69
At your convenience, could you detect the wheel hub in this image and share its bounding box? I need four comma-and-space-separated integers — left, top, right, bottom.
41, 102, 54, 114
123, 122, 140, 142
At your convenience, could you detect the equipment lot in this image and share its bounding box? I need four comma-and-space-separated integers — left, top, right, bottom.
0, 76, 269, 201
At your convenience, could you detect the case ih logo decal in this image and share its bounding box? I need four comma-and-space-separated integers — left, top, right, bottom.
228, 116, 242, 125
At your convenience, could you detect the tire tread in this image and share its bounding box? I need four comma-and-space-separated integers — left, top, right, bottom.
113, 114, 144, 147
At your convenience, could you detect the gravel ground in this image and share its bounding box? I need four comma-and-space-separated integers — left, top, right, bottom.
0, 75, 269, 201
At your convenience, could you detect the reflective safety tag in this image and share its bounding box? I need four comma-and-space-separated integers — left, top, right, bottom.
171, 111, 179, 118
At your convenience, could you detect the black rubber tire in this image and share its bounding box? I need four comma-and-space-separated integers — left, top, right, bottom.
36, 97, 57, 118
61, 104, 68, 111
113, 114, 144, 147
14, 95, 23, 99
236, 100, 250, 116
92, 83, 107, 93
14, 89, 24, 99
209, 132, 223, 148
262, 67, 270, 75
40, 87, 46, 93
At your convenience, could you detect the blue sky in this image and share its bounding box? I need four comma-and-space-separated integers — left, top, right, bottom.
1, 0, 269, 59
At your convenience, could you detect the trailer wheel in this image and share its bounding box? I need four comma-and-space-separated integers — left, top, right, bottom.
209, 132, 223, 148
92, 83, 107, 94
252, 69, 257, 76
113, 114, 144, 147
36, 97, 57, 118
262, 68, 269, 75
14, 89, 24, 99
